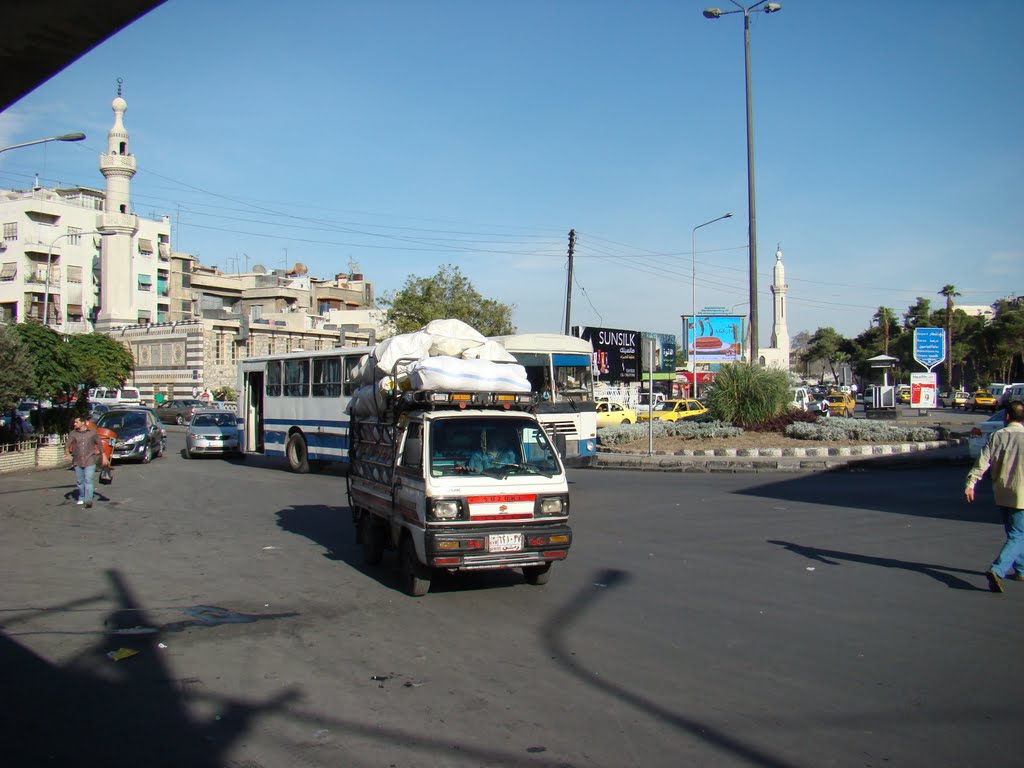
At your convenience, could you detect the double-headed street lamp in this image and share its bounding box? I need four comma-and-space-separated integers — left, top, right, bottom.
0, 132, 86, 154
689, 213, 732, 397
702, 0, 781, 366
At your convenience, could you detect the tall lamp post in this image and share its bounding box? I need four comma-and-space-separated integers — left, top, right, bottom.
0, 132, 86, 154
702, 1, 781, 367
690, 213, 732, 397
43, 230, 103, 328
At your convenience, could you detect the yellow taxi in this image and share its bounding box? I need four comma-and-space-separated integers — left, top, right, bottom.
896, 385, 911, 404
968, 390, 997, 412
824, 392, 856, 418
596, 400, 637, 427
637, 399, 708, 423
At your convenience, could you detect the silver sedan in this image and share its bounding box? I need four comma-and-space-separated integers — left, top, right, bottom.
184, 410, 242, 459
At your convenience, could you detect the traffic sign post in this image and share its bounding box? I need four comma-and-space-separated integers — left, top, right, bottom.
913, 328, 946, 371
912, 328, 946, 413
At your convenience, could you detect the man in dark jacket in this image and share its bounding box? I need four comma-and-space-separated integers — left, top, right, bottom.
66, 416, 102, 508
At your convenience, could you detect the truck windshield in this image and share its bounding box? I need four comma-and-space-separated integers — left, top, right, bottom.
428, 417, 561, 478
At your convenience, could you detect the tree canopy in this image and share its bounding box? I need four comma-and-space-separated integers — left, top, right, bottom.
66, 333, 135, 391
0, 325, 35, 413
12, 323, 79, 401
378, 264, 516, 336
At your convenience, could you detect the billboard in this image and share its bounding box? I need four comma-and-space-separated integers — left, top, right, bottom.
910, 372, 937, 409
684, 315, 745, 363
642, 332, 677, 374
574, 326, 640, 382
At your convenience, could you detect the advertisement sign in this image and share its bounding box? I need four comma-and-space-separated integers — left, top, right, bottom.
642, 332, 677, 374
913, 328, 946, 370
910, 372, 937, 409
685, 315, 745, 363
575, 326, 640, 382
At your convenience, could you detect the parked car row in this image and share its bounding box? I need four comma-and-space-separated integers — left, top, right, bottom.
90, 405, 241, 463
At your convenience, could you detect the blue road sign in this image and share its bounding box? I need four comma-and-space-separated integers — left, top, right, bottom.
913, 328, 946, 369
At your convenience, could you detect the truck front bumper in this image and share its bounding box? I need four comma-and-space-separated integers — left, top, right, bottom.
425, 523, 572, 570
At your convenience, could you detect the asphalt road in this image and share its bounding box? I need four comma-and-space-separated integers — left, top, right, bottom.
2, 433, 1021, 768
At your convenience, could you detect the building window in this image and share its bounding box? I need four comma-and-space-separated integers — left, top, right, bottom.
138, 238, 154, 254
138, 274, 153, 291
2, 223, 17, 241
231, 339, 239, 362
157, 311, 167, 323
138, 310, 151, 325
214, 333, 224, 363
67, 265, 83, 283
0, 262, 15, 281
250, 305, 262, 320
66, 227, 82, 246
67, 304, 84, 322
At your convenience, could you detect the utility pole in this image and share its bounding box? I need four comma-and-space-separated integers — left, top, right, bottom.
564, 229, 576, 334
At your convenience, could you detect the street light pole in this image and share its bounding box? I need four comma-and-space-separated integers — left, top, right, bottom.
42, 230, 101, 328
703, 1, 781, 366
691, 213, 732, 397
0, 132, 86, 154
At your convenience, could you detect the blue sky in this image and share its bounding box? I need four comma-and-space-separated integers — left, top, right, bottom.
1, 0, 1021, 347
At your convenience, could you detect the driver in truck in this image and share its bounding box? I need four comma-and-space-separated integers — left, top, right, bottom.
469, 431, 517, 473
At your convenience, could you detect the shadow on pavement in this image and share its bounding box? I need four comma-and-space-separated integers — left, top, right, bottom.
542, 567, 801, 768
737, 466, 996, 524
0, 569, 299, 768
767, 540, 987, 591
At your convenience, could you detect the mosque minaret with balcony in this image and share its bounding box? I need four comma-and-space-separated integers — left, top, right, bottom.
94, 80, 140, 331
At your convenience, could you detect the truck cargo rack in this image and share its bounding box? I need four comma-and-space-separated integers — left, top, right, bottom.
393, 389, 536, 414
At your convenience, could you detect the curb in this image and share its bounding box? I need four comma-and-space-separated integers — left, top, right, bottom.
592, 439, 970, 473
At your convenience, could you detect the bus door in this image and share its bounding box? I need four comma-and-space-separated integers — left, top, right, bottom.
244, 370, 265, 453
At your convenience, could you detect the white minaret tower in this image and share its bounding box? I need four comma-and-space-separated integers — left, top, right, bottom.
769, 245, 790, 357
94, 78, 140, 331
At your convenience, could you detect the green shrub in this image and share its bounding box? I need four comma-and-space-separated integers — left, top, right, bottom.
785, 418, 947, 443
705, 364, 792, 428
598, 419, 743, 446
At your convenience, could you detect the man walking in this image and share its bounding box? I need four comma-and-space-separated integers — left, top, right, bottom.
965, 400, 1024, 592
66, 416, 102, 508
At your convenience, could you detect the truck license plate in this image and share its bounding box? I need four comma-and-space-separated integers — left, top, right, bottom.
488, 533, 523, 553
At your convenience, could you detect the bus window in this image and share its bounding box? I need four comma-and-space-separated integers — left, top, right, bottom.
343, 355, 363, 397
284, 359, 310, 397
312, 356, 341, 397
266, 361, 282, 397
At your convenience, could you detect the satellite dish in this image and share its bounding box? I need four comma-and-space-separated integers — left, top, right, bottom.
252, 264, 267, 274
292, 262, 308, 275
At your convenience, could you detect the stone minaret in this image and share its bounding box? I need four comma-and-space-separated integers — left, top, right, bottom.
94, 79, 140, 331
769, 245, 789, 354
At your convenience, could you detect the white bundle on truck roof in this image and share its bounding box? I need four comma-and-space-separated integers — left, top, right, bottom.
346, 319, 529, 415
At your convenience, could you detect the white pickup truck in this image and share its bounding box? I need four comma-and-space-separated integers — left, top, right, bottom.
347, 389, 572, 596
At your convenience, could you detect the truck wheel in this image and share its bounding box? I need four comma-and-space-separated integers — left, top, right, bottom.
399, 536, 431, 597
286, 432, 310, 473
523, 563, 552, 585
361, 513, 384, 566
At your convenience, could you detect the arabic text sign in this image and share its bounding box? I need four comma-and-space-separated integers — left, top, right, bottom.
913, 328, 946, 369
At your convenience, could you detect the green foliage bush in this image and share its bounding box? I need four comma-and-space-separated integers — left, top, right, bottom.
598, 419, 743, 446
704, 364, 793, 428
785, 418, 946, 443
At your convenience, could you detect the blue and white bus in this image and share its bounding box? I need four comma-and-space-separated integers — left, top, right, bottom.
238, 346, 373, 472
490, 333, 598, 466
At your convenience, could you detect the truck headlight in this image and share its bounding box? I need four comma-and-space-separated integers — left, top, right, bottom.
431, 499, 461, 520
538, 496, 566, 516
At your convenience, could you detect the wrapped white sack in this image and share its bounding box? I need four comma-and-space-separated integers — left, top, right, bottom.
424, 318, 487, 357
373, 331, 433, 377
347, 382, 392, 417
461, 340, 518, 363
409, 356, 530, 393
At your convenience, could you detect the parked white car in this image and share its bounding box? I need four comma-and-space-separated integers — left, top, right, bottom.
968, 409, 1006, 459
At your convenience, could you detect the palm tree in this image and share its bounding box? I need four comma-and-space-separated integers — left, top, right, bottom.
938, 285, 961, 389
873, 306, 897, 355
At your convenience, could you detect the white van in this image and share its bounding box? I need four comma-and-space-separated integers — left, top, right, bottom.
791, 386, 814, 411
1001, 383, 1024, 407
89, 386, 143, 407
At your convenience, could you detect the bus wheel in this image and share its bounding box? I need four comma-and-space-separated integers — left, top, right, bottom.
400, 536, 431, 597
361, 513, 384, 566
286, 432, 310, 473
523, 563, 552, 585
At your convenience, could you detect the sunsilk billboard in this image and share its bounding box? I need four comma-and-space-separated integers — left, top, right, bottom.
574, 326, 640, 382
